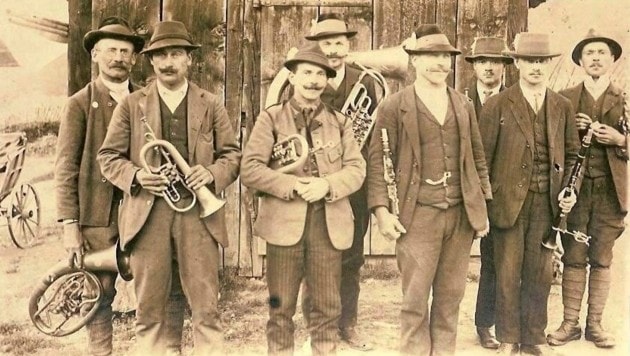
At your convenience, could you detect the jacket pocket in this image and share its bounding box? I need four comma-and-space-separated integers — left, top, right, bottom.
327, 143, 342, 163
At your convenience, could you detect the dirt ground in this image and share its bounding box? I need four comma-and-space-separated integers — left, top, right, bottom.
0, 152, 628, 356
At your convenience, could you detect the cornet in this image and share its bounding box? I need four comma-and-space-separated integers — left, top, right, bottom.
270, 134, 309, 173
139, 117, 225, 218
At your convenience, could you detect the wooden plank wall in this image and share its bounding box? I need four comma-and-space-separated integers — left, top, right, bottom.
68, 0, 533, 275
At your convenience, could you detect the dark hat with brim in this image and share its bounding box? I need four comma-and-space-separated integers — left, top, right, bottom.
465, 37, 513, 64
83, 17, 145, 53
284, 43, 336, 78
403, 24, 461, 55
305, 18, 357, 41
571, 29, 622, 65
140, 21, 201, 54
503, 33, 561, 58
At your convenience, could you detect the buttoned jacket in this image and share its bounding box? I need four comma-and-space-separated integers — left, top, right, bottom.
97, 81, 241, 249
560, 82, 628, 212
367, 85, 491, 232
479, 84, 580, 228
240, 101, 365, 250
55, 77, 138, 226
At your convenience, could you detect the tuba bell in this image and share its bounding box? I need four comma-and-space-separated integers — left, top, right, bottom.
139, 117, 226, 218
29, 243, 132, 337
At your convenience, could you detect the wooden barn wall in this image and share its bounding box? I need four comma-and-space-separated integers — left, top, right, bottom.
68, 0, 531, 275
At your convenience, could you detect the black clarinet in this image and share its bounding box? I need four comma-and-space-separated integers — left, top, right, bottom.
542, 126, 593, 251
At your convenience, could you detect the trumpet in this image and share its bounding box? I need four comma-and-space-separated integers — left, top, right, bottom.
139, 117, 225, 218
29, 243, 132, 337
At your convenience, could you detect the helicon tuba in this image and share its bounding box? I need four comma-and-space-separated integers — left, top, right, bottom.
139, 117, 225, 218
29, 244, 132, 337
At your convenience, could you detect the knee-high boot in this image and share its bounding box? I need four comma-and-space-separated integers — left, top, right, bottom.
585, 267, 615, 348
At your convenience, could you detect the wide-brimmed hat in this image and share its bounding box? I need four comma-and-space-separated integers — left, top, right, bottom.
304, 13, 357, 41
571, 28, 622, 65
83, 16, 145, 53
140, 21, 201, 54
284, 43, 336, 78
503, 33, 561, 58
403, 24, 460, 55
465, 37, 513, 64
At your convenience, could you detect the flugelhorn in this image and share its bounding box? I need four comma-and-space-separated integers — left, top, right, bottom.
270, 134, 309, 173
139, 117, 225, 218
29, 243, 132, 337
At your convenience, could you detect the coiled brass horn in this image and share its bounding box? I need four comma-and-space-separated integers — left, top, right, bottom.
270, 134, 309, 173
29, 244, 132, 337
139, 117, 225, 218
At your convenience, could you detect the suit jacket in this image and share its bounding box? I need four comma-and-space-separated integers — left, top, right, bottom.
55, 77, 138, 226
367, 85, 491, 232
321, 63, 378, 113
560, 82, 628, 212
240, 101, 365, 250
97, 81, 241, 249
466, 83, 506, 118
479, 84, 580, 228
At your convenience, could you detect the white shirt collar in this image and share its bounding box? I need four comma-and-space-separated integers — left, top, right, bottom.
476, 81, 501, 102
329, 64, 346, 89
519, 81, 547, 113
100, 77, 130, 103
583, 74, 610, 100
157, 80, 188, 113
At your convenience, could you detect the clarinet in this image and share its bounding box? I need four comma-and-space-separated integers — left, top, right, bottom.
542, 125, 593, 251
619, 89, 630, 154
381, 128, 400, 216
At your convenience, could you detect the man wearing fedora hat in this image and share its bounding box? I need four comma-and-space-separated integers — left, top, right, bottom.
302, 12, 378, 351
98, 20, 241, 355
55, 16, 185, 356
478, 32, 580, 355
367, 24, 491, 355
464, 36, 513, 350
241, 42, 365, 355
546, 29, 627, 349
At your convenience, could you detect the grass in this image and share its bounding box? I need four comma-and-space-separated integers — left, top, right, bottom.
0, 322, 57, 355
361, 259, 400, 281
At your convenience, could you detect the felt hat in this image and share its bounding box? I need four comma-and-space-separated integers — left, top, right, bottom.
403, 24, 460, 55
284, 42, 336, 78
465, 37, 513, 64
304, 13, 357, 41
571, 28, 622, 65
140, 21, 201, 54
83, 16, 145, 53
503, 33, 561, 58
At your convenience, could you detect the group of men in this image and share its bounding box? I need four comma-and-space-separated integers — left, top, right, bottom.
54, 11, 626, 356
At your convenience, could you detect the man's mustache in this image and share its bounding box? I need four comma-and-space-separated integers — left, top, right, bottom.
304, 84, 325, 90
590, 63, 603, 68
427, 67, 451, 73
159, 67, 177, 74
325, 53, 346, 59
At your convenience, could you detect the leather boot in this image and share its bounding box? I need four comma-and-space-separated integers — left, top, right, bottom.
339, 327, 374, 351
586, 267, 615, 348
476, 327, 499, 349
546, 320, 581, 346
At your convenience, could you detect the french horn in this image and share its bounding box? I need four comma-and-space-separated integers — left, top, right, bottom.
29, 243, 132, 337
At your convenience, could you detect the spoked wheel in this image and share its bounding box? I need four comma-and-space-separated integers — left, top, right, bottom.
8, 183, 41, 248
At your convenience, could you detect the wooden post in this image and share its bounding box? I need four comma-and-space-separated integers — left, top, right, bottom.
91, 0, 161, 85
67, 0, 92, 95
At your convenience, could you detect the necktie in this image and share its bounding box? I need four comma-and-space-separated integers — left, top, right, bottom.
302, 107, 314, 127
482, 90, 493, 104
533, 93, 541, 113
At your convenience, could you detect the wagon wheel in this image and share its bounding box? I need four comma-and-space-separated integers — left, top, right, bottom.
8, 183, 41, 248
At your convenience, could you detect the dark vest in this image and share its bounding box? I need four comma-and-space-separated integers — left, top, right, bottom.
527, 98, 550, 193
159, 95, 189, 162
416, 96, 462, 208
578, 89, 610, 178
